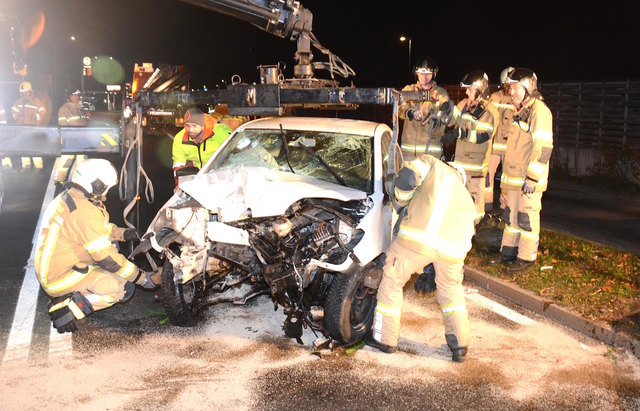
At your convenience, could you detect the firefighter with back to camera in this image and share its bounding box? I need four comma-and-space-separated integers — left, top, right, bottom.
485, 66, 516, 216
441, 70, 498, 225
34, 159, 157, 333
172, 107, 232, 187
399, 57, 452, 161
363, 156, 476, 362
488, 68, 554, 273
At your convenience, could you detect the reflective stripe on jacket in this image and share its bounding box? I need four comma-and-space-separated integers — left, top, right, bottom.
399, 82, 449, 156
489, 90, 515, 155
451, 98, 496, 177
395, 155, 476, 260
34, 188, 138, 294
501, 98, 554, 192
58, 101, 88, 126
12, 96, 45, 125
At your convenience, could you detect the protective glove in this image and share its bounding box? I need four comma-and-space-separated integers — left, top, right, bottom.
138, 271, 158, 290
123, 228, 140, 242
522, 180, 536, 194
441, 129, 459, 146
407, 108, 424, 121
439, 101, 453, 118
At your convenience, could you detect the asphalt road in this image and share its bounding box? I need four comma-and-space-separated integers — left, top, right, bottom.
0, 134, 639, 409
541, 180, 640, 255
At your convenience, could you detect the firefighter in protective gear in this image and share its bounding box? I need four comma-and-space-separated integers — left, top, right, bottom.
441, 70, 497, 224
11, 81, 45, 170
12, 81, 45, 125
491, 68, 554, 273
172, 107, 232, 186
485, 67, 516, 214
34, 159, 156, 333
399, 57, 451, 160
58, 90, 88, 126
363, 156, 476, 362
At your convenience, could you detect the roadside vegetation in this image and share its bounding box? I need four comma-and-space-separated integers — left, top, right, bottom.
466, 228, 640, 336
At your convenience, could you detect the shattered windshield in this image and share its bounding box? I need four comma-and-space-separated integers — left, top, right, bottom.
206, 128, 374, 193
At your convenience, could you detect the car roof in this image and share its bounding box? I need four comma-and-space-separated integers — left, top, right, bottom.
239, 117, 384, 136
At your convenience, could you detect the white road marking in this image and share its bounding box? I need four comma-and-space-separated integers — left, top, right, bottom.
465, 288, 536, 326
2, 157, 71, 364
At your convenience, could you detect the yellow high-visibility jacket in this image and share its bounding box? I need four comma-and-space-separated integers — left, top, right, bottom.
172, 114, 232, 182
488, 90, 516, 156
501, 97, 554, 192
34, 188, 138, 295
395, 155, 476, 260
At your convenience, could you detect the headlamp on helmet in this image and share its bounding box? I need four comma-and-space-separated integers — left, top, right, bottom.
414, 57, 439, 79
505, 67, 538, 95
460, 70, 489, 96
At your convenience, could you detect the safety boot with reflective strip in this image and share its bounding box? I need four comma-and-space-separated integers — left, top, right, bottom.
48, 291, 94, 334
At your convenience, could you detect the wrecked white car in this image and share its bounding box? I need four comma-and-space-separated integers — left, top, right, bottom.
137, 117, 399, 344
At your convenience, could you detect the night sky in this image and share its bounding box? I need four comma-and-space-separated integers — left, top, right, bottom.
1, 0, 639, 103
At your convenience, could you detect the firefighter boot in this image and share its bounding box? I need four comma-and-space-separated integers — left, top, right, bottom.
505, 258, 535, 274
48, 292, 94, 334
486, 254, 516, 267
414, 264, 436, 294
362, 331, 397, 354
446, 334, 468, 363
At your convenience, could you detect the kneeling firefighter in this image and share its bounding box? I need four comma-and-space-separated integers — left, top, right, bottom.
363, 155, 476, 362
34, 159, 156, 333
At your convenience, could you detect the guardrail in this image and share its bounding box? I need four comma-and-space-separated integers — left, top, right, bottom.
0, 126, 121, 156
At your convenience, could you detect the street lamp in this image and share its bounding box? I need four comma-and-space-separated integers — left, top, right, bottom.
400, 36, 412, 76
53, 35, 77, 109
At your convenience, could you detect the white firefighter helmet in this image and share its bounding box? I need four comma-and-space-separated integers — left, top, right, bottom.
460, 70, 490, 98
71, 158, 118, 200
499, 66, 515, 87
19, 81, 33, 93
506, 67, 538, 95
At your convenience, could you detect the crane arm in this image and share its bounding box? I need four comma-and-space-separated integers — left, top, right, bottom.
177, 0, 353, 80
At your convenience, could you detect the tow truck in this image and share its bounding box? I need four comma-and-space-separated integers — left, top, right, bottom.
1, 0, 433, 220
127, 62, 190, 131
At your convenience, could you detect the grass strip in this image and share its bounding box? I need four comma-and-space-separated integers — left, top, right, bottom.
466, 228, 640, 326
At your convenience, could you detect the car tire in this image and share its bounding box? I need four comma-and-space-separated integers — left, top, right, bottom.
160, 260, 202, 326
324, 266, 380, 344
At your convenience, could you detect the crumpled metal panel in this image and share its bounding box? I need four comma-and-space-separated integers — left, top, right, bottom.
178, 166, 366, 222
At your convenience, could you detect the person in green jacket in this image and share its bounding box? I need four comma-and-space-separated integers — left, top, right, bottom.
172, 107, 232, 186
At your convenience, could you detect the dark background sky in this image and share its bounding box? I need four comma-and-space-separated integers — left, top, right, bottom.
1, 0, 640, 104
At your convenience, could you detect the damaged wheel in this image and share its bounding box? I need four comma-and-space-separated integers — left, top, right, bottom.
324, 266, 381, 344
160, 260, 205, 326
